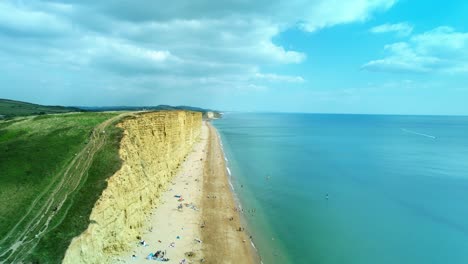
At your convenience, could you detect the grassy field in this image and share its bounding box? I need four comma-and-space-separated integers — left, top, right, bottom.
0, 112, 128, 263
0, 98, 82, 118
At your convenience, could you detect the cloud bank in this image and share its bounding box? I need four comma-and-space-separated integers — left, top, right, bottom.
0, 0, 396, 106
363, 26, 468, 73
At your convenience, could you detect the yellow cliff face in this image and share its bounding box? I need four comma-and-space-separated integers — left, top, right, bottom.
63, 111, 202, 264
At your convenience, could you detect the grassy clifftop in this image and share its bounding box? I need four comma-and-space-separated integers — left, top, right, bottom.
0, 112, 125, 263
0, 98, 82, 118
0, 98, 222, 120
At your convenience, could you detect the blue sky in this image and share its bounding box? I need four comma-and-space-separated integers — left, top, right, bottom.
1, 0, 468, 115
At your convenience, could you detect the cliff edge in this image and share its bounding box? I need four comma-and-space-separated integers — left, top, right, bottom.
63, 111, 202, 263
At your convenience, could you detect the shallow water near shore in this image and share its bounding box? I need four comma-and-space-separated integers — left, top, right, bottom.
213, 113, 468, 264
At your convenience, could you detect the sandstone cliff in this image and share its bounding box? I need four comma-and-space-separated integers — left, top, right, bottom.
63, 111, 202, 264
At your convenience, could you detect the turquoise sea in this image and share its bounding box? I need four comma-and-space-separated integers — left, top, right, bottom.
213, 113, 468, 264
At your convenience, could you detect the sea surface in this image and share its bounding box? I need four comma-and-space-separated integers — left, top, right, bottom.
213, 113, 468, 264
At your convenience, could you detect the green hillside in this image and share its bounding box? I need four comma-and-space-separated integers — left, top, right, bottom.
0, 99, 82, 118
0, 112, 129, 263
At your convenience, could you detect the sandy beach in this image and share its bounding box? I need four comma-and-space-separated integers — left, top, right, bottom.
200, 124, 258, 264
119, 121, 258, 264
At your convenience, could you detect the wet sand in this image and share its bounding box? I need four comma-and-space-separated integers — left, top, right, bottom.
200, 123, 258, 264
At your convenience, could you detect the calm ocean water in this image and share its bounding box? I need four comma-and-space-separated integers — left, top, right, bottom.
213, 113, 468, 264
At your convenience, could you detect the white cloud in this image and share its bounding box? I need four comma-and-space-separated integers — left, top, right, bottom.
363, 26, 468, 73
297, 0, 397, 32
254, 73, 305, 83
370, 22, 413, 36
76, 36, 185, 75
411, 26, 468, 54
0, 1, 72, 37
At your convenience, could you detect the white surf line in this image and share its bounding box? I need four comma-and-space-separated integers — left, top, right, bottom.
228, 181, 235, 191
213, 124, 261, 261
250, 241, 257, 249
401, 128, 436, 139
226, 166, 235, 192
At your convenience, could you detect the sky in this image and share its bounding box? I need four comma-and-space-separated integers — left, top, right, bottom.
1, 0, 468, 115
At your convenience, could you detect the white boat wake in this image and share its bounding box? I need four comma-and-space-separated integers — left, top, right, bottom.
401, 128, 436, 139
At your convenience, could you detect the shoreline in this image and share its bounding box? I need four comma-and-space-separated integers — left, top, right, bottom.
213, 124, 263, 263
119, 121, 259, 263
201, 123, 260, 263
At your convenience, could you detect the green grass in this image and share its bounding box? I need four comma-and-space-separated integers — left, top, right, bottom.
0, 98, 82, 118
0, 112, 125, 263
28, 117, 124, 263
